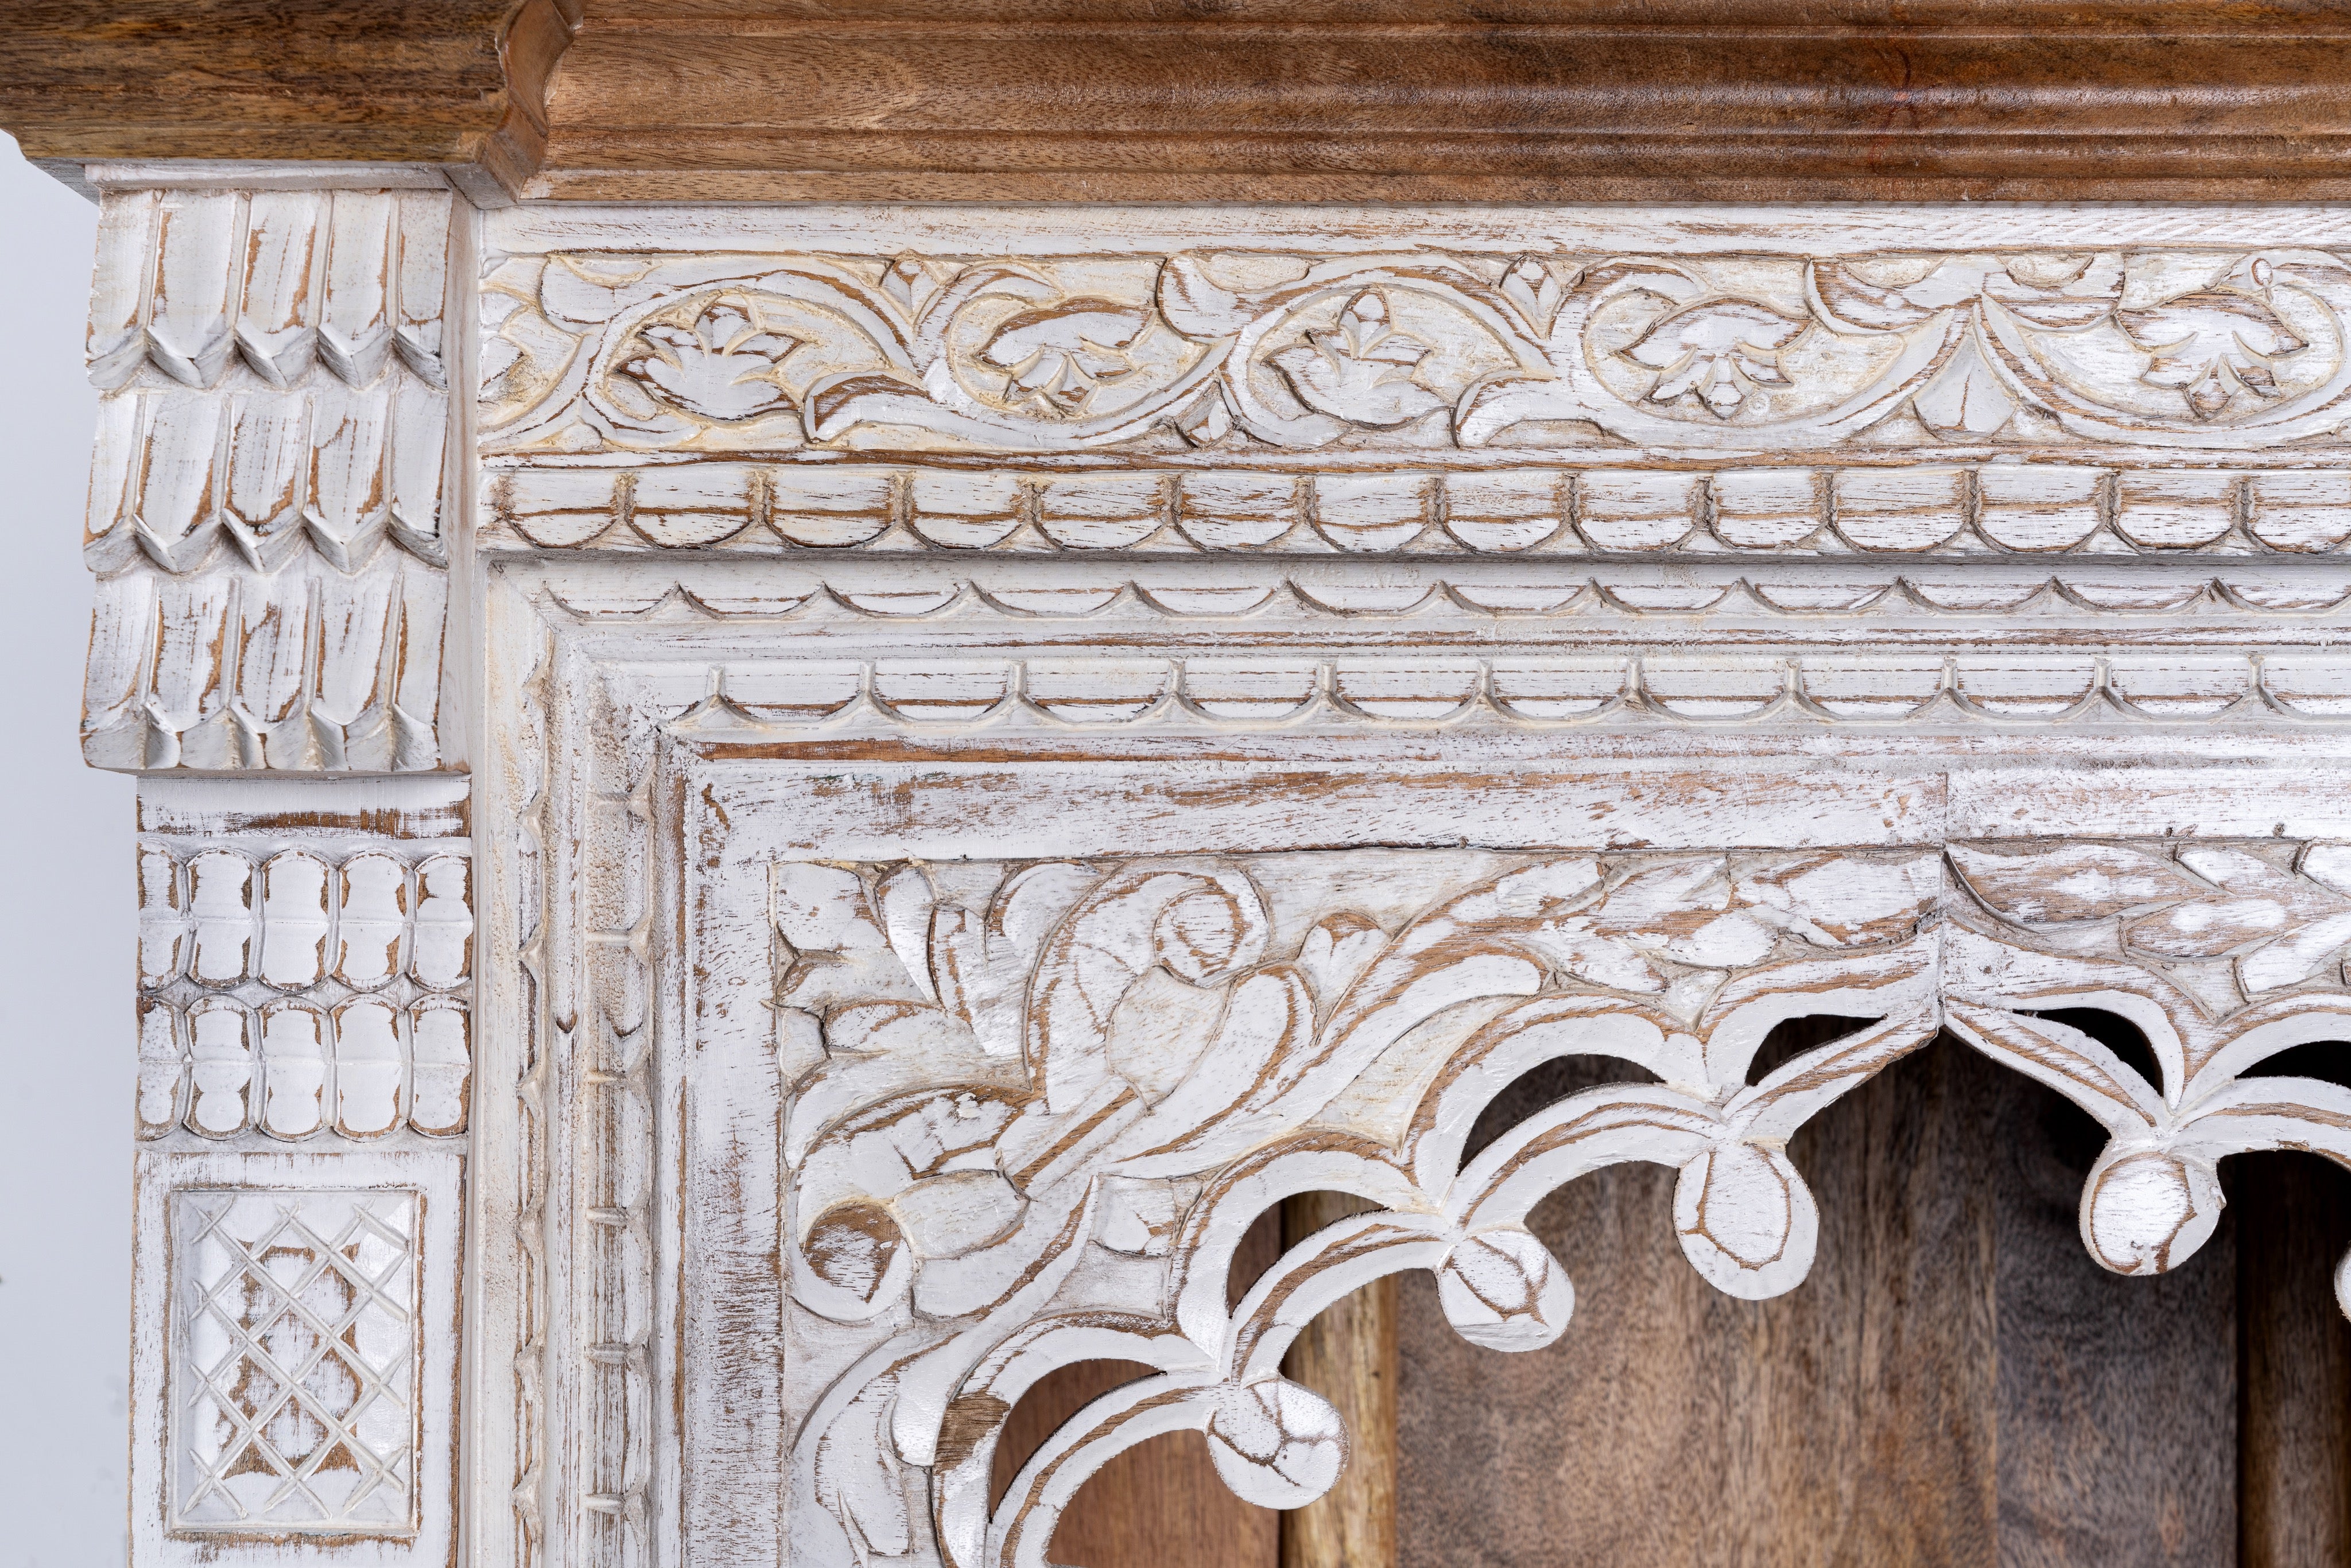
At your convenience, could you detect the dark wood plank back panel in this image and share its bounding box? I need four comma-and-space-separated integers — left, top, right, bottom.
1398, 1035, 2001, 1567
1991, 1054, 2237, 1567
2238, 1149, 2351, 1568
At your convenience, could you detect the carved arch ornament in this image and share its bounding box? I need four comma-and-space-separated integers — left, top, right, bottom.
777, 848, 2351, 1568
63, 177, 2351, 1566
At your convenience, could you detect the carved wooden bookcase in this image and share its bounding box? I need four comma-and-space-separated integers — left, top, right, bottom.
73, 166, 2351, 1564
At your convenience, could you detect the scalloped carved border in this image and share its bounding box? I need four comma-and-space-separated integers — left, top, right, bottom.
773, 848, 2351, 1568
482, 458, 2351, 558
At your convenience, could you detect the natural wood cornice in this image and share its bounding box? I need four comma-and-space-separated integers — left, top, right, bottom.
7, 2, 2351, 201
0, 0, 578, 203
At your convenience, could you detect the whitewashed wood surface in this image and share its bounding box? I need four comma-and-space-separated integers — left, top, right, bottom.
72, 174, 2351, 1567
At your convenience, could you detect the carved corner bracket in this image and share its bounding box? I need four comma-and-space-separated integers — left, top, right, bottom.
768, 843, 2351, 1567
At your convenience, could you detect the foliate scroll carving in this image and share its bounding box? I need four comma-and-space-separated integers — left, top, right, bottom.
1949, 841, 2351, 1303
84, 189, 459, 773
776, 845, 2351, 1566
480, 529, 2351, 1567
482, 246, 2351, 457
85, 191, 2351, 1568
1953, 841, 2351, 999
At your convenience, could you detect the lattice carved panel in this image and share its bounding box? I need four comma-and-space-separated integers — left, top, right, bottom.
172, 1186, 423, 1534
131, 1148, 462, 1568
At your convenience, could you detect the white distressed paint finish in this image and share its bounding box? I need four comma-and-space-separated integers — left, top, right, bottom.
121, 765, 474, 1566
129, 1146, 464, 1568
753, 841, 2351, 1567
171, 1185, 422, 1532
135, 826, 474, 1147
76, 183, 2351, 1567
479, 220, 2351, 459
82, 187, 461, 775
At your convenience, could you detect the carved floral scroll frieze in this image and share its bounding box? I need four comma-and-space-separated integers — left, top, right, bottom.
777, 844, 2351, 1567
482, 247, 2351, 458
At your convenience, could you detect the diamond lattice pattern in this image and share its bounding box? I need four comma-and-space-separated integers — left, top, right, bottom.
172, 1188, 419, 1533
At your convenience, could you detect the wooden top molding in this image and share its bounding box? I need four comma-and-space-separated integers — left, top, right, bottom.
9, 1, 2351, 202
0, 0, 577, 202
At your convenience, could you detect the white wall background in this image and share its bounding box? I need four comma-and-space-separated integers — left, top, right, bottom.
0, 136, 137, 1566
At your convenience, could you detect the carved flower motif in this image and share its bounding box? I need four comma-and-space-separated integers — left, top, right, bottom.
1271, 290, 1446, 428
1620, 297, 1809, 417
1499, 255, 1568, 336
980, 297, 1150, 416
2119, 258, 2309, 420
619, 300, 801, 422
1807, 254, 2127, 436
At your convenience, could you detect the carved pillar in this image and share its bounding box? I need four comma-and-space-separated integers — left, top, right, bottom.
84, 174, 475, 1565
45, 105, 2351, 1568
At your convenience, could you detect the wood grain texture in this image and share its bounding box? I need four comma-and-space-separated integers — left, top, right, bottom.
1281, 1190, 1398, 1568
0, 3, 550, 177
987, 1210, 1283, 1568
1992, 1044, 2237, 1568
83, 170, 2351, 1568
2236, 1147, 2351, 1568
988, 1361, 1281, 1568
521, 2, 2351, 201
475, 223, 2351, 459
1398, 1032, 1999, 1567
1388, 1033, 2276, 1567
80, 187, 459, 774
11, 3, 2351, 200
509, 513, 2351, 1567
